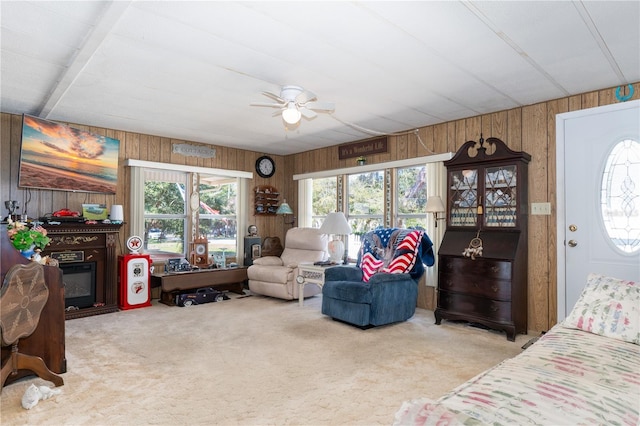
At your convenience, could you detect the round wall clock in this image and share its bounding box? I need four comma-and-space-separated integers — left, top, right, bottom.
255, 155, 275, 178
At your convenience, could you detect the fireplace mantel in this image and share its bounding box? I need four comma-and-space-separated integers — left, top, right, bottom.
42, 223, 122, 319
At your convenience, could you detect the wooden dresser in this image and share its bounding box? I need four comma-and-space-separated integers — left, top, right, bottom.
435, 137, 530, 341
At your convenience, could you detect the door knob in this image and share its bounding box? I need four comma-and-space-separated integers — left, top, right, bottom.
568, 240, 578, 247
569, 224, 577, 232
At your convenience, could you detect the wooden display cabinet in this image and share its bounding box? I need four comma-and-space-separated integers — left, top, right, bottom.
435, 136, 531, 341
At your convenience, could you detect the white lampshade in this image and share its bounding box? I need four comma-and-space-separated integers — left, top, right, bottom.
282, 102, 301, 124
110, 204, 124, 223
319, 212, 352, 235
425, 196, 445, 213
425, 196, 446, 228
319, 212, 352, 263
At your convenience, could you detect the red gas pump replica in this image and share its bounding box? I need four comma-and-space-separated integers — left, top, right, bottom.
118, 235, 152, 310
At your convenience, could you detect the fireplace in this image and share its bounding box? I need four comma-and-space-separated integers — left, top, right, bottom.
42, 223, 121, 319
60, 262, 96, 309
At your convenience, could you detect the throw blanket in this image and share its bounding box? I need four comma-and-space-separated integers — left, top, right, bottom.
357, 228, 434, 280
394, 325, 640, 425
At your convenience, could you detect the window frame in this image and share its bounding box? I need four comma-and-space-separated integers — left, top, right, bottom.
395, 164, 429, 231
298, 153, 452, 264
198, 176, 240, 260
126, 159, 251, 263
142, 170, 188, 256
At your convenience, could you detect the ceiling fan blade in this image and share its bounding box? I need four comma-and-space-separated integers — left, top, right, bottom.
295, 89, 317, 104
261, 91, 285, 103
299, 107, 317, 119
250, 102, 285, 108
305, 101, 335, 112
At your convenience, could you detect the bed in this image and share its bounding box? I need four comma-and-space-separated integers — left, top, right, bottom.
394, 273, 640, 425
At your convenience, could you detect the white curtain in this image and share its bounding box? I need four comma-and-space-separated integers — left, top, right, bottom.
237, 177, 249, 265
297, 179, 313, 227
424, 161, 446, 287
129, 166, 144, 239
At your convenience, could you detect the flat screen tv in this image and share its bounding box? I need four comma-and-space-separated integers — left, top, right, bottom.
18, 114, 119, 193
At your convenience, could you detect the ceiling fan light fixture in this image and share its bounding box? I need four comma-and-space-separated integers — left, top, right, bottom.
282, 102, 301, 124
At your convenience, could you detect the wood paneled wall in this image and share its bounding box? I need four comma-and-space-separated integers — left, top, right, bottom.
1, 82, 637, 332
287, 83, 639, 332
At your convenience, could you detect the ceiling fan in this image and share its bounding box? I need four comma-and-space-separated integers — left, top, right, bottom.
251, 85, 335, 125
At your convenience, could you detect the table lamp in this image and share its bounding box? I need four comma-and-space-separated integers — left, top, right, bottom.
319, 211, 351, 263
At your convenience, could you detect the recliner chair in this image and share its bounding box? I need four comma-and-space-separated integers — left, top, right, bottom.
248, 227, 328, 300
321, 228, 434, 327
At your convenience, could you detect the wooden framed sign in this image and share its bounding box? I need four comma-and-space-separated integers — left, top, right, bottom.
338, 137, 388, 160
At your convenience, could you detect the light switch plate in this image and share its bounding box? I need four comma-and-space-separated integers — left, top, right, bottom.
531, 202, 551, 215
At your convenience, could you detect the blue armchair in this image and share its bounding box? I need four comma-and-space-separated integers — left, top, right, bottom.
321, 228, 435, 328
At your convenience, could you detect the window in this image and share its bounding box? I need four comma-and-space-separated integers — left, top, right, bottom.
127, 159, 251, 264
311, 177, 337, 228
143, 173, 240, 260
347, 170, 384, 259
143, 170, 187, 256
396, 165, 428, 230
293, 153, 451, 268
601, 138, 640, 254
198, 176, 238, 261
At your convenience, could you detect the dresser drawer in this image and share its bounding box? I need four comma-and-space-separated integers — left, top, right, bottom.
438, 290, 512, 322
439, 272, 511, 300
440, 257, 512, 280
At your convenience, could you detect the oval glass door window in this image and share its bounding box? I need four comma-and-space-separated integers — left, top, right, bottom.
600, 139, 640, 254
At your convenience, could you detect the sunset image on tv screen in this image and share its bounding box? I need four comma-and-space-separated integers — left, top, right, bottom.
18, 115, 120, 193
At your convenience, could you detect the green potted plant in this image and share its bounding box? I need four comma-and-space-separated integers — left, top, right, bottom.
6, 219, 51, 259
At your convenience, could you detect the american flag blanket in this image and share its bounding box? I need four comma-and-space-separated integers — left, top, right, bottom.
357, 228, 434, 280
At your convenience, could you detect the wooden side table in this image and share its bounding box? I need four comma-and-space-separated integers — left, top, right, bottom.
296, 263, 337, 306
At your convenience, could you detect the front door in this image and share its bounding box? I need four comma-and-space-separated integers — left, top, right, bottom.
556, 100, 640, 320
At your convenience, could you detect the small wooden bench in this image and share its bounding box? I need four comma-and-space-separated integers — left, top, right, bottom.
151, 267, 247, 305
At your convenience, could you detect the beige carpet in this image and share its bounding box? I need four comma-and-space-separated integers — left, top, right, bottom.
1, 292, 528, 425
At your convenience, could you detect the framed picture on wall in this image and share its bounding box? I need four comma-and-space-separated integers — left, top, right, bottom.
18, 114, 120, 193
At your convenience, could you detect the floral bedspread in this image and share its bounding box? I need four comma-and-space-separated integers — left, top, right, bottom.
394, 325, 640, 425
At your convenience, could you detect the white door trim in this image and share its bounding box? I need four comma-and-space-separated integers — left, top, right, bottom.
555, 99, 640, 321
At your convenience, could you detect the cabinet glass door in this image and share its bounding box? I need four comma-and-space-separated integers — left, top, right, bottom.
449, 168, 478, 227
484, 165, 517, 227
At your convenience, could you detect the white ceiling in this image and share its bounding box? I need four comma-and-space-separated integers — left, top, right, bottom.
1, 1, 638, 156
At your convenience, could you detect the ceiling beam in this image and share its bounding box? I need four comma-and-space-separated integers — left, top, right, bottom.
38, 1, 132, 118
